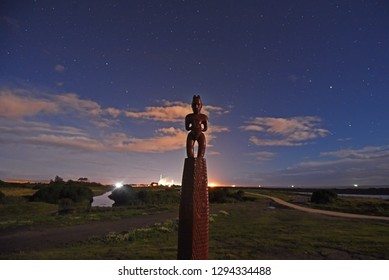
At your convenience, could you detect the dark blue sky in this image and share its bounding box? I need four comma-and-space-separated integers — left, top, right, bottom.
1, 0, 389, 186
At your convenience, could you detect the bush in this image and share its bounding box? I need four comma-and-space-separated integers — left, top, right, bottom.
311, 189, 338, 204
31, 183, 93, 204
209, 188, 229, 203
58, 198, 74, 214
0, 190, 5, 201
208, 188, 254, 203
109, 186, 180, 206
109, 185, 137, 206
137, 189, 180, 205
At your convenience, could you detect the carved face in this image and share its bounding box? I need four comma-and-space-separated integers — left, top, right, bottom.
191, 95, 202, 113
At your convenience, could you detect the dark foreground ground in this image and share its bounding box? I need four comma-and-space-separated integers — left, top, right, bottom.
0, 211, 176, 255
1, 196, 389, 259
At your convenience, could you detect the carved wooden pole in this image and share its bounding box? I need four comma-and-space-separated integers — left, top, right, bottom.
177, 95, 209, 260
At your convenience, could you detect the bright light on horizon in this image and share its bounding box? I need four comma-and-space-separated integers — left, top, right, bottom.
114, 182, 123, 188
208, 182, 218, 187
158, 175, 174, 187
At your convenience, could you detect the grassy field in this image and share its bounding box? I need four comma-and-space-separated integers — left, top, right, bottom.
1, 185, 389, 259
248, 189, 389, 216
0, 185, 175, 230
3, 198, 389, 260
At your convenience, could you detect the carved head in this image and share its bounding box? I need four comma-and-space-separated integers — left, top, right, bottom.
191, 95, 202, 113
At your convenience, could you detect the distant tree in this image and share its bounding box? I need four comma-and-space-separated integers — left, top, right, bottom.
78, 177, 88, 182
0, 190, 5, 201
311, 189, 338, 204
50, 175, 65, 185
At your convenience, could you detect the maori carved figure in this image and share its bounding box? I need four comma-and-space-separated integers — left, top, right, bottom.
185, 95, 208, 158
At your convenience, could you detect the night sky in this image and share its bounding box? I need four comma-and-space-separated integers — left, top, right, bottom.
1, 0, 389, 186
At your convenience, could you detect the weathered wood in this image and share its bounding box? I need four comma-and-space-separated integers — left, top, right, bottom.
177, 157, 209, 260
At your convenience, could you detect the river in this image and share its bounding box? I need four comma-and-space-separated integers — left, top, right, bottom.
91, 191, 114, 207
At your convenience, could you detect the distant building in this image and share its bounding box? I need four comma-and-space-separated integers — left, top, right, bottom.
132, 184, 148, 188
150, 182, 159, 187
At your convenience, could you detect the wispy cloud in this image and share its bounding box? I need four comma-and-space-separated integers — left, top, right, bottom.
0, 88, 59, 118
241, 116, 330, 146
274, 145, 389, 185
247, 151, 276, 162
106, 127, 187, 153
0, 87, 229, 154
320, 146, 389, 160
54, 64, 65, 73
55, 93, 103, 116
124, 100, 228, 123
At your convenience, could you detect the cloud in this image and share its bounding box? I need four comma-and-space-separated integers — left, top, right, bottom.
290, 146, 389, 169
0, 88, 59, 119
0, 120, 86, 137
27, 134, 105, 152
0, 87, 229, 155
248, 151, 276, 161
0, 88, 108, 119
241, 125, 264, 132
241, 116, 330, 146
249, 136, 304, 147
106, 107, 121, 118
0, 88, 123, 128
54, 64, 65, 73
208, 125, 229, 133
125, 102, 188, 122
106, 128, 187, 153
0, 120, 187, 153
125, 100, 228, 122
320, 146, 389, 160
276, 145, 389, 185
55, 93, 102, 116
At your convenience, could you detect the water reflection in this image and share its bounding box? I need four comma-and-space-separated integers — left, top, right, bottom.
92, 191, 114, 207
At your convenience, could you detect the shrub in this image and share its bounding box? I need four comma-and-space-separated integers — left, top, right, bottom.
311, 189, 338, 204
109, 186, 180, 206
109, 185, 137, 206
137, 189, 179, 204
209, 188, 229, 203
58, 198, 74, 214
208, 188, 253, 203
31, 183, 93, 204
0, 190, 5, 201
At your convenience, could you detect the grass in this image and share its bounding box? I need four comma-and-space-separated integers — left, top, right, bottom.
209, 202, 389, 259
1, 185, 389, 259
0, 187, 37, 197
248, 189, 389, 216
0, 195, 176, 230
306, 196, 389, 216
3, 199, 389, 260
0, 184, 176, 230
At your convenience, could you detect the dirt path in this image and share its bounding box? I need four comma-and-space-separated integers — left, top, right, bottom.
248, 192, 389, 221
0, 211, 177, 255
